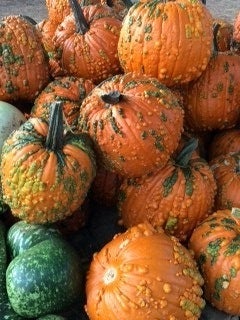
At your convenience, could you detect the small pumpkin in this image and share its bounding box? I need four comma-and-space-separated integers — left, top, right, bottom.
78, 72, 184, 177
0, 15, 50, 103
212, 18, 233, 52
118, 138, 217, 242
31, 76, 95, 132
53, 0, 123, 84
233, 11, 240, 43
189, 207, 240, 315
210, 152, 240, 210
85, 222, 205, 319
117, 0, 213, 87
0, 101, 96, 224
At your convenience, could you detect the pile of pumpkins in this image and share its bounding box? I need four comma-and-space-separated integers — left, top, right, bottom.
0, 0, 240, 319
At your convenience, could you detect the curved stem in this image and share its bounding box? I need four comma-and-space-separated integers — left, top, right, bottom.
69, 0, 89, 35
45, 101, 64, 151
101, 90, 123, 104
175, 138, 198, 168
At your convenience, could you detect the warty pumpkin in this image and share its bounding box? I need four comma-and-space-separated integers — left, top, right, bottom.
117, 0, 213, 87
118, 138, 217, 242
0, 15, 50, 103
78, 72, 184, 177
31, 76, 95, 133
210, 152, 240, 210
53, 0, 122, 84
0, 101, 96, 224
189, 207, 240, 315
86, 222, 205, 320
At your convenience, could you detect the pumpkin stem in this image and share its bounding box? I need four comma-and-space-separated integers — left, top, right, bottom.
201, 0, 206, 4
175, 138, 198, 168
45, 101, 64, 151
212, 22, 221, 54
69, 0, 89, 35
101, 90, 123, 104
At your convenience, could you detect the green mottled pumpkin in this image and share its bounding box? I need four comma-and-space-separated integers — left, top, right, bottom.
78, 72, 184, 177
0, 101, 96, 224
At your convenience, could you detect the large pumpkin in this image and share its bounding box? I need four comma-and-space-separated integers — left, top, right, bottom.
189, 208, 240, 315
0, 101, 96, 224
86, 222, 205, 320
78, 72, 184, 177
0, 15, 50, 103
53, 0, 122, 84
118, 138, 217, 242
117, 0, 213, 87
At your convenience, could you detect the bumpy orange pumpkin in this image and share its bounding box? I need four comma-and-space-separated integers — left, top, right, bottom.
189, 208, 240, 315
0, 102, 96, 224
233, 11, 240, 42
0, 15, 50, 103
210, 152, 240, 210
78, 72, 184, 177
118, 0, 213, 87
86, 223, 205, 320
208, 128, 240, 160
31, 76, 95, 132
53, 0, 122, 83
118, 138, 217, 242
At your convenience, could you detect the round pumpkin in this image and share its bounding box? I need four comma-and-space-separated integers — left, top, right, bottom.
117, 0, 213, 87
118, 138, 217, 242
86, 222, 205, 320
0, 101, 96, 224
78, 72, 184, 177
189, 207, 240, 315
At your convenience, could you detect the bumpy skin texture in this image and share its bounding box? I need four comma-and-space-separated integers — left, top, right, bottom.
183, 52, 240, 132
189, 208, 240, 315
78, 72, 184, 177
118, 0, 213, 87
233, 11, 240, 42
0, 15, 50, 103
31, 76, 95, 132
210, 152, 240, 210
6, 238, 82, 318
0, 115, 96, 224
85, 223, 205, 320
53, 3, 122, 84
118, 145, 216, 242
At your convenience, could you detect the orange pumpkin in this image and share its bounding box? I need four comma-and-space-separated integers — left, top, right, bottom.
78, 72, 184, 177
233, 11, 240, 43
0, 102, 96, 224
86, 223, 205, 320
53, 0, 122, 84
210, 152, 240, 210
212, 18, 233, 52
118, 0, 213, 87
189, 208, 240, 315
0, 15, 50, 103
118, 138, 217, 242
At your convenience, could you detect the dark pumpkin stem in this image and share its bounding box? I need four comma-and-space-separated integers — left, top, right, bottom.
45, 101, 64, 151
106, 0, 114, 6
101, 90, 123, 104
201, 0, 206, 4
176, 138, 198, 168
212, 22, 221, 54
69, 0, 89, 35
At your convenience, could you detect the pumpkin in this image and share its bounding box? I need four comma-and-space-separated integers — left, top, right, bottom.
183, 23, 240, 132
85, 222, 205, 319
31, 76, 95, 132
118, 138, 217, 242
53, 0, 123, 84
78, 72, 184, 177
233, 11, 240, 42
212, 18, 233, 52
208, 128, 240, 160
0, 101, 96, 224
210, 152, 240, 210
0, 15, 50, 103
189, 207, 240, 315
117, 0, 213, 87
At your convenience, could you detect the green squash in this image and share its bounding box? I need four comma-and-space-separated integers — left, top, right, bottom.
37, 315, 66, 320
7, 220, 61, 259
0, 300, 25, 320
0, 221, 7, 302
6, 237, 83, 318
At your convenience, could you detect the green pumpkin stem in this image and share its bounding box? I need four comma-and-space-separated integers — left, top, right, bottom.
45, 101, 64, 151
175, 138, 198, 168
101, 90, 123, 104
69, 0, 89, 35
